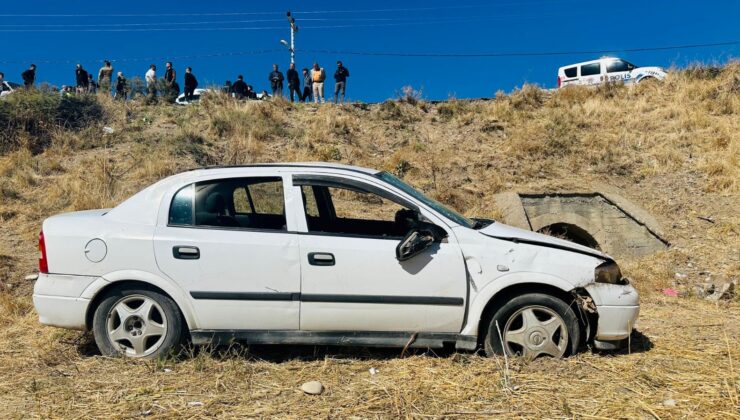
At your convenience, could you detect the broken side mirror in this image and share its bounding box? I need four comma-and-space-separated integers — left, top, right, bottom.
395, 223, 447, 262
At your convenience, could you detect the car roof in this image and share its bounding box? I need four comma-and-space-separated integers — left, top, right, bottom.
558, 56, 622, 70
186, 162, 380, 176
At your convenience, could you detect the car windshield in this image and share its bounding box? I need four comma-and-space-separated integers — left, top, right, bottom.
376, 171, 477, 229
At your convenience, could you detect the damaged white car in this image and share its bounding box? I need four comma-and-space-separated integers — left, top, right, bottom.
33, 163, 639, 359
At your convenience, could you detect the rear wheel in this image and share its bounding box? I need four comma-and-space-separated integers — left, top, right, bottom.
484, 293, 580, 359
93, 286, 184, 359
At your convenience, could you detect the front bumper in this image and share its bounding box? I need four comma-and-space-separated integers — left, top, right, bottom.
585, 282, 640, 346
33, 273, 97, 330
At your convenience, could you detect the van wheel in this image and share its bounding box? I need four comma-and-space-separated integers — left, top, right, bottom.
484, 293, 580, 359
92, 286, 183, 359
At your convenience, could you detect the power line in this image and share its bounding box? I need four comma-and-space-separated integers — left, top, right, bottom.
0, 1, 570, 18
0, 15, 581, 32
2, 41, 736, 66
0, 13, 570, 28
300, 41, 740, 58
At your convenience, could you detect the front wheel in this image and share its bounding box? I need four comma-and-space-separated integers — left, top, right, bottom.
484, 293, 581, 359
92, 286, 184, 359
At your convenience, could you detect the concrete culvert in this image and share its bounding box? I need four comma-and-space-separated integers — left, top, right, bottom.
494, 189, 669, 258
537, 223, 600, 250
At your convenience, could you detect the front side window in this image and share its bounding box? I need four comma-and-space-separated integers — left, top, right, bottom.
581, 62, 601, 76
606, 59, 631, 73
300, 184, 413, 238
169, 176, 286, 230
376, 172, 475, 228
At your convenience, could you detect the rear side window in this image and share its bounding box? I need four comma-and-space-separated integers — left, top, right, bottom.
564, 67, 577, 78
193, 177, 286, 230
169, 184, 194, 225
606, 60, 630, 73
581, 63, 601, 76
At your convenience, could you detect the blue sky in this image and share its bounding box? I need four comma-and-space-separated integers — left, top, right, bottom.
1, 0, 738, 101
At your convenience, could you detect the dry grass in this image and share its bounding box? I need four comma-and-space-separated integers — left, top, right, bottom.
0, 62, 738, 418
0, 294, 737, 418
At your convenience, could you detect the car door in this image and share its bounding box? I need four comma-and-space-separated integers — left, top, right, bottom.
580, 62, 603, 86
291, 174, 467, 333
605, 59, 633, 84
153, 174, 301, 331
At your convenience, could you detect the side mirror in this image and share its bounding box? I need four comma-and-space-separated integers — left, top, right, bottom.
395, 223, 447, 262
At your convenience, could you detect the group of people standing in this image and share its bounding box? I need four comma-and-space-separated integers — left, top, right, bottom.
268, 61, 350, 104
9, 59, 350, 104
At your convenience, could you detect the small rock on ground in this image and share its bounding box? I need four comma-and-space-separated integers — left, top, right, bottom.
301, 381, 324, 395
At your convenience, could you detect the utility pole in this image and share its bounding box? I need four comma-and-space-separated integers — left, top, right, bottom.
281, 11, 298, 64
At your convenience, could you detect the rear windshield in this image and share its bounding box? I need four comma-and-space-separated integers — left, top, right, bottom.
564, 67, 577, 78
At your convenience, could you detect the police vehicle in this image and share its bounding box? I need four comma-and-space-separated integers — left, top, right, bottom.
558, 57, 666, 88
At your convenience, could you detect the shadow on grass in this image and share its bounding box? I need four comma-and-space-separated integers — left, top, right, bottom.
594, 329, 654, 356
72, 330, 653, 362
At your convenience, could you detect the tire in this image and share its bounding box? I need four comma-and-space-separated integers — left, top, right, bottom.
92, 285, 184, 359
483, 293, 580, 359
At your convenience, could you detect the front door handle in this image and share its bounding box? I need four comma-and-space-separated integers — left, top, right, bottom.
308, 252, 335, 266
173, 246, 200, 260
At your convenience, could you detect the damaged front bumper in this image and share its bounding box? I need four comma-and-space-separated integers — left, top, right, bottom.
584, 281, 640, 350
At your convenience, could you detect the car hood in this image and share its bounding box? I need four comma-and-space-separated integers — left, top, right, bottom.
478, 222, 612, 261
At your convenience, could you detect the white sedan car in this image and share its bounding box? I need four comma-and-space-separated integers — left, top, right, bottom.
34, 163, 639, 359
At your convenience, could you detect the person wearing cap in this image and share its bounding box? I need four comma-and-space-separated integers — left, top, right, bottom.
333, 60, 350, 104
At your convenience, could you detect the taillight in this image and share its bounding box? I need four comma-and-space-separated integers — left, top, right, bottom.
557, 76, 562, 88
38, 230, 49, 274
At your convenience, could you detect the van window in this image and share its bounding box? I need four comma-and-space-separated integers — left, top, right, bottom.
581, 63, 601, 76
564, 67, 577, 78
606, 60, 630, 73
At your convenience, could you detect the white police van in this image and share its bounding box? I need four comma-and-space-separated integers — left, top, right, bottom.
558, 57, 666, 88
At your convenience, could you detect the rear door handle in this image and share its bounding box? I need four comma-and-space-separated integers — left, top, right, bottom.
173, 246, 200, 260
308, 252, 335, 266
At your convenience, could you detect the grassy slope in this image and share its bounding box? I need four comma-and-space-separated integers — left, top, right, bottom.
0, 63, 737, 418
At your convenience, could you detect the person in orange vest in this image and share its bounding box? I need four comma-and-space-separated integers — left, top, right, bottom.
310, 62, 326, 103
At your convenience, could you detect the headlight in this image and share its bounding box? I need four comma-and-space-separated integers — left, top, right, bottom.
595, 261, 624, 284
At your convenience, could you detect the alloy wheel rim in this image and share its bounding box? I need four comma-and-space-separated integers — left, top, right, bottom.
503, 305, 568, 359
106, 294, 168, 357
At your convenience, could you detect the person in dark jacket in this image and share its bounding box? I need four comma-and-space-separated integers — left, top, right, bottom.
268, 64, 284, 98
286, 63, 301, 102
232, 75, 248, 99
21, 64, 36, 88
115, 71, 127, 100
75, 64, 89, 94
301, 68, 312, 102
184, 67, 198, 101
163, 62, 178, 102
333, 60, 350, 104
